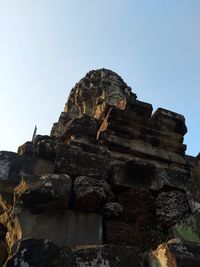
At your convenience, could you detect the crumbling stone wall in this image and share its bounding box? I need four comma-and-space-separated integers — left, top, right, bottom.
0, 69, 200, 266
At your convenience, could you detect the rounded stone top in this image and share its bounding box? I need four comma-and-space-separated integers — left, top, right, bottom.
64, 68, 136, 119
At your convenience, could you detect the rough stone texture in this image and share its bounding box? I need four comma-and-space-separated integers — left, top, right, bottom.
154, 168, 190, 191
62, 114, 100, 141
146, 239, 200, 267
54, 144, 108, 179
115, 187, 155, 224
73, 245, 142, 267
0, 151, 54, 204
104, 187, 164, 251
7, 238, 142, 267
64, 69, 136, 120
6, 238, 72, 267
156, 188, 191, 228
74, 176, 111, 212
189, 154, 200, 212
15, 174, 72, 211
0, 69, 199, 266
104, 202, 123, 219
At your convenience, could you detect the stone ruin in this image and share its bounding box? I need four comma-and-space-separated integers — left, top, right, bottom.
0, 68, 200, 266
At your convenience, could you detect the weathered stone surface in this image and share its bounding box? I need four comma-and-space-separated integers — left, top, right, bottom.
156, 188, 190, 228
169, 209, 200, 243
54, 144, 108, 179
104, 202, 123, 219
0, 151, 54, 203
0, 196, 21, 251
64, 68, 136, 120
105, 220, 164, 252
0, 151, 54, 180
62, 114, 100, 140
154, 168, 189, 191
74, 176, 111, 212
18, 141, 35, 156
146, 239, 200, 267
110, 160, 156, 190
15, 208, 102, 247
6, 238, 72, 267
73, 245, 142, 267
51, 111, 74, 137
189, 154, 200, 212
0, 151, 22, 184
7, 239, 142, 267
104, 188, 162, 251
96, 103, 187, 170
33, 135, 62, 161
150, 108, 187, 136
1, 69, 198, 265
15, 174, 72, 211
116, 187, 155, 224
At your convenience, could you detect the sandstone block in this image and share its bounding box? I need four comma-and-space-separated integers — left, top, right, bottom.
16, 174, 72, 211
0, 151, 54, 203
150, 108, 187, 135
110, 160, 156, 190
54, 144, 108, 179
146, 239, 200, 267
15, 208, 103, 247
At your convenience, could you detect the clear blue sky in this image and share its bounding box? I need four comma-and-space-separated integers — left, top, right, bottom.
0, 0, 200, 156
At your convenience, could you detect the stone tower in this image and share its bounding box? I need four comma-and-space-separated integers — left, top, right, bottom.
0, 69, 200, 266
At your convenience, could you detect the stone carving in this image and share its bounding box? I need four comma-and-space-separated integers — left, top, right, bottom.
0, 68, 199, 266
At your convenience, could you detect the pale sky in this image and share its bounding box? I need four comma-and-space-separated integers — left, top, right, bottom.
0, 0, 200, 156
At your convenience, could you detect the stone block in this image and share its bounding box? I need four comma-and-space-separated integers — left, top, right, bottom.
63, 114, 99, 139
116, 187, 155, 224
146, 239, 200, 267
6, 238, 71, 267
0, 151, 54, 182
0, 151, 55, 203
32, 158, 55, 175
17, 141, 35, 156
54, 144, 108, 179
34, 135, 62, 161
105, 220, 163, 252
16, 208, 102, 247
15, 174, 72, 211
104, 187, 161, 251
74, 176, 111, 212
110, 160, 156, 190
7, 239, 142, 267
150, 108, 187, 135
156, 189, 190, 228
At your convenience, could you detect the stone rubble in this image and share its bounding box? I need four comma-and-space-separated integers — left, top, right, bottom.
0, 68, 200, 266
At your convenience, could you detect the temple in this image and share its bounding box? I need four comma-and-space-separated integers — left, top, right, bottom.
0, 69, 200, 266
